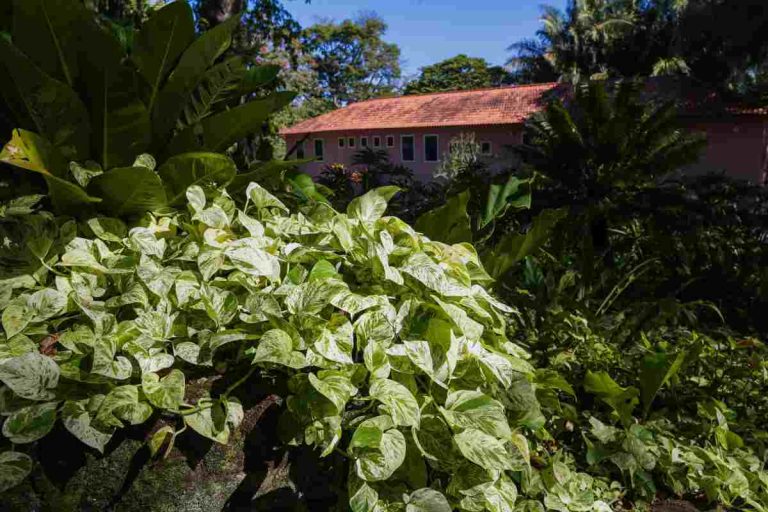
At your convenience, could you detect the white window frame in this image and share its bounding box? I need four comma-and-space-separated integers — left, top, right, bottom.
360, 136, 369, 148
373, 136, 381, 148
386, 135, 396, 148
348, 137, 356, 149
314, 138, 325, 161
423, 134, 439, 162
338, 137, 345, 149
401, 134, 415, 162
480, 140, 492, 156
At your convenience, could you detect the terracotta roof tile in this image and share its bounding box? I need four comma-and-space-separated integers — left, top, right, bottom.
280, 83, 560, 135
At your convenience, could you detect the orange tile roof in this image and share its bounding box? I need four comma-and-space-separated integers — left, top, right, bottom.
280, 83, 560, 135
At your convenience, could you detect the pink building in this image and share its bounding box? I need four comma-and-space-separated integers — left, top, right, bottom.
280, 83, 768, 184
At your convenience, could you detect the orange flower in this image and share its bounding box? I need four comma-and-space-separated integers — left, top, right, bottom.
350, 171, 363, 183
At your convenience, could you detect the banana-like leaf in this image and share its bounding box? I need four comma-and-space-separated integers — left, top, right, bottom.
132, 0, 195, 113
0, 38, 90, 161
11, 0, 90, 87
285, 170, 330, 204
87, 166, 168, 217
0, 129, 67, 177
415, 191, 473, 244
240, 64, 281, 95
228, 159, 311, 192
165, 91, 296, 155
45, 174, 101, 214
482, 208, 567, 279
479, 175, 532, 229
157, 152, 237, 205
80, 22, 151, 169
152, 14, 240, 145
178, 57, 247, 129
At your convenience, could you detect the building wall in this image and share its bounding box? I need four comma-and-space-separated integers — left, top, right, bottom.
683, 117, 767, 183
283, 126, 524, 181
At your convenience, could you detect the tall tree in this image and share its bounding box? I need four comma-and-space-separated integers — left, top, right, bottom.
403, 54, 513, 95
301, 13, 401, 106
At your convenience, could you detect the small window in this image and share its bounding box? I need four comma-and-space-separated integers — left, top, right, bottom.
314, 139, 324, 161
401, 135, 415, 162
296, 140, 305, 159
338, 138, 345, 148
424, 135, 439, 162
361, 137, 368, 148
373, 136, 381, 148
386, 135, 395, 148
348, 137, 356, 149
480, 141, 492, 155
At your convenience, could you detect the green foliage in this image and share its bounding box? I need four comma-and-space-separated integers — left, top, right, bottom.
404, 54, 513, 95
0, 0, 293, 217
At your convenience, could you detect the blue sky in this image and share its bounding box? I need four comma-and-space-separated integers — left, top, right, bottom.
292, 0, 568, 77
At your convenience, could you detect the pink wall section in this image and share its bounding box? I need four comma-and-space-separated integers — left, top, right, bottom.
283, 126, 524, 181
283, 119, 767, 184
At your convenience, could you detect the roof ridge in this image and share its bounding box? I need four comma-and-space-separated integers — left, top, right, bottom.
347, 82, 559, 105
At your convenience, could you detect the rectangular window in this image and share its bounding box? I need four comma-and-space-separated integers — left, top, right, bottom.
401, 135, 415, 162
348, 137, 356, 149
314, 139, 324, 161
373, 136, 381, 148
296, 140, 305, 159
338, 137, 345, 148
386, 135, 395, 148
361, 137, 368, 148
480, 141, 492, 155
424, 135, 439, 162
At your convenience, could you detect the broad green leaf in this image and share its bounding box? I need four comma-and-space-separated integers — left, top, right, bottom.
347, 186, 400, 222
0, 335, 36, 363
415, 191, 472, 244
583, 370, 639, 427
227, 160, 308, 193
61, 397, 113, 453
2, 302, 29, 338
224, 243, 280, 281
142, 370, 185, 411
87, 166, 168, 217
240, 63, 280, 94
314, 315, 354, 365
483, 208, 568, 279
353, 418, 407, 482
147, 425, 175, 458
0, 352, 60, 401
95, 385, 153, 429
183, 395, 230, 444
153, 14, 240, 143
369, 379, 420, 427
0, 451, 32, 493
638, 350, 686, 416
157, 152, 237, 206
2, 401, 57, 443
245, 182, 288, 213
45, 174, 102, 214
406, 488, 452, 512
178, 56, 246, 128
0, 38, 90, 160
454, 428, 511, 471
251, 329, 306, 369
166, 91, 296, 154
0, 129, 66, 176
480, 175, 531, 229
309, 371, 357, 414
132, 0, 195, 113
443, 390, 512, 440
86, 217, 127, 242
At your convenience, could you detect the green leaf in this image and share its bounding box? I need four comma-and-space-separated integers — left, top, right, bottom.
132, 0, 195, 113
347, 186, 400, 222
454, 428, 511, 471
178, 56, 247, 128
583, 370, 639, 427
483, 208, 567, 279
153, 14, 240, 143
0, 451, 32, 493
142, 370, 185, 411
95, 385, 153, 429
240, 64, 280, 94
309, 371, 357, 414
0, 352, 60, 401
443, 390, 512, 440
165, 91, 296, 155
406, 488, 452, 512
2, 401, 57, 443
352, 417, 406, 482
245, 182, 288, 213
251, 329, 306, 369
45, 174, 102, 214
2, 302, 29, 338
87, 166, 168, 217
157, 152, 237, 206
638, 350, 686, 416
61, 397, 114, 453
0, 129, 67, 176
227, 160, 307, 193
415, 191, 472, 244
183, 395, 230, 444
480, 175, 531, 229
0, 37, 90, 160
147, 425, 175, 458
369, 378, 420, 427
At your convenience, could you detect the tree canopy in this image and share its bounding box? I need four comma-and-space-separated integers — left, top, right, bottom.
404, 54, 513, 95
